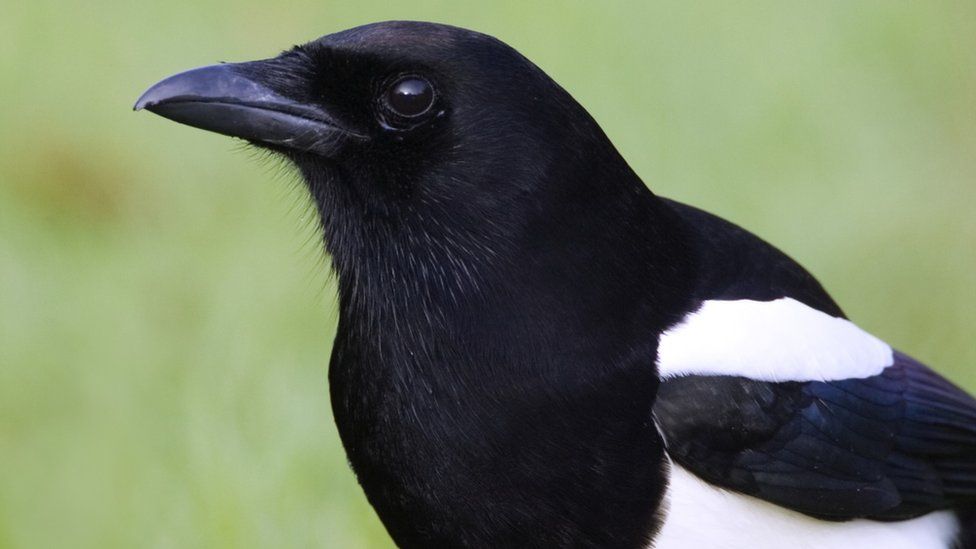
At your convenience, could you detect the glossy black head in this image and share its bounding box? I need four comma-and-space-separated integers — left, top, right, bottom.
136, 22, 646, 269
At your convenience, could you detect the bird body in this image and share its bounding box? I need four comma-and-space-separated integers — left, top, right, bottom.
136, 21, 976, 548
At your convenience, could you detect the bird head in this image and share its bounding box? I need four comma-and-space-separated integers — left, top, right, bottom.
138, 22, 624, 217
137, 21, 690, 323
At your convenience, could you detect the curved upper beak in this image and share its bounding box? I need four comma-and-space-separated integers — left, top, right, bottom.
135, 62, 359, 155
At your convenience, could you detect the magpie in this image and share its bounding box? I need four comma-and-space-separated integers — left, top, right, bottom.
135, 21, 976, 549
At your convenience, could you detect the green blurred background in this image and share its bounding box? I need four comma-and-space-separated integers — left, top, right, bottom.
1, 1, 974, 547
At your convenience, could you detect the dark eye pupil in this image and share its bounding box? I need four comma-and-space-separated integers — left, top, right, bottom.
387, 77, 434, 117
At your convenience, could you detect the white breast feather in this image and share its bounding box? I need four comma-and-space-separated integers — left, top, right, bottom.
652, 465, 959, 549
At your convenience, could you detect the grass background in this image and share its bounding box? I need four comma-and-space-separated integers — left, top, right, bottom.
1, 1, 974, 547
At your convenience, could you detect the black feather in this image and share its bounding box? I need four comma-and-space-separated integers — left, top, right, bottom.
656, 352, 976, 520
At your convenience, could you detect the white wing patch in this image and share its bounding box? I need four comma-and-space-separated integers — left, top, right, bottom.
656, 298, 893, 382
653, 464, 959, 549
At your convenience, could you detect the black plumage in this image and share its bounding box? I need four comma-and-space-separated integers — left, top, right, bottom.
135, 21, 976, 549
657, 353, 976, 520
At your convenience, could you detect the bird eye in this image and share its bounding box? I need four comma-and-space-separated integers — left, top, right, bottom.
384, 77, 435, 118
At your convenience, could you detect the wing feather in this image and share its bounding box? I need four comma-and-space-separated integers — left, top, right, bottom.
655, 352, 976, 520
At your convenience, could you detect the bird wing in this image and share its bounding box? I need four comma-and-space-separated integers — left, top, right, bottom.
654, 199, 976, 520
655, 349, 976, 520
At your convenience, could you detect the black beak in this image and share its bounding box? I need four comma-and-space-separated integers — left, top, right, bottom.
135, 63, 361, 155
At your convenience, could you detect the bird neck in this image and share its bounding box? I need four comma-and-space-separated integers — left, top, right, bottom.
320, 160, 697, 547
